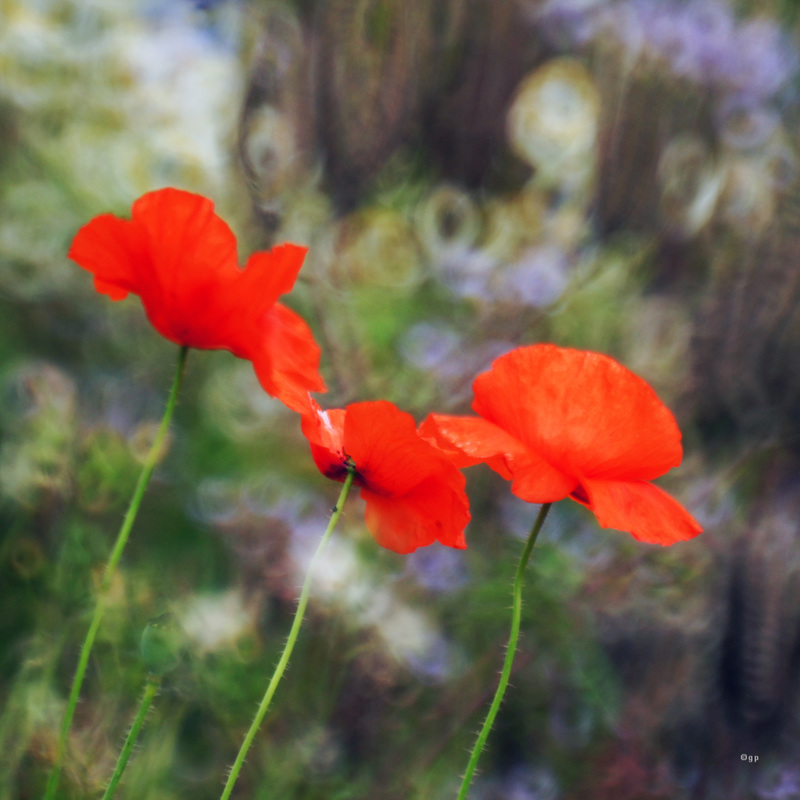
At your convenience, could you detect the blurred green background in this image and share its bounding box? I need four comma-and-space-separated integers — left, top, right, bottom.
3, 0, 800, 798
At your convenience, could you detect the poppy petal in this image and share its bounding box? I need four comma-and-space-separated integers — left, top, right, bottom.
70, 189, 242, 347
69, 213, 144, 300
131, 188, 239, 289
301, 398, 344, 452
473, 345, 683, 482
421, 413, 577, 499
507, 455, 579, 503
579, 478, 702, 545
300, 401, 348, 479
419, 414, 520, 478
130, 189, 240, 346
362, 470, 470, 554
343, 402, 442, 497
94, 277, 131, 301
249, 304, 327, 413
237, 243, 309, 312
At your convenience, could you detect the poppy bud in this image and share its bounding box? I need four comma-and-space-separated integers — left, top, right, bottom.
140, 613, 180, 676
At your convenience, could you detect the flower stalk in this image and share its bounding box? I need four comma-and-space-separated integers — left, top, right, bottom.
101, 675, 161, 800
456, 502, 552, 800
44, 345, 189, 800
219, 466, 357, 800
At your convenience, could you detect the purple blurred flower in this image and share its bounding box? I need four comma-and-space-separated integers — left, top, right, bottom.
535, 0, 609, 47
405, 544, 470, 593
755, 766, 800, 800
545, 0, 799, 103
654, 0, 734, 82
438, 248, 497, 300
403, 633, 463, 684
398, 324, 515, 405
399, 323, 463, 376
493, 245, 570, 307
724, 18, 798, 100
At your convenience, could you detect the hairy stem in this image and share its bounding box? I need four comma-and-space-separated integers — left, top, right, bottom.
44, 346, 188, 800
101, 675, 161, 800
219, 468, 356, 800
456, 502, 552, 800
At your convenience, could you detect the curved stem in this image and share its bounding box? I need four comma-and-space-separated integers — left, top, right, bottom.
101, 675, 161, 800
219, 469, 356, 800
456, 502, 552, 800
44, 346, 189, 800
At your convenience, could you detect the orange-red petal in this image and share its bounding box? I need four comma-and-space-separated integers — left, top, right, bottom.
506, 455, 579, 503
420, 413, 577, 501
69, 213, 144, 301
578, 478, 703, 545
419, 414, 519, 478
236, 243, 309, 314
249, 303, 326, 413
361, 469, 469, 554
301, 401, 347, 479
473, 344, 683, 482
301, 401, 472, 553
70, 189, 240, 347
343, 402, 441, 497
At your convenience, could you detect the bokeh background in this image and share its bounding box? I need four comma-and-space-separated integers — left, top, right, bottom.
3, 0, 800, 797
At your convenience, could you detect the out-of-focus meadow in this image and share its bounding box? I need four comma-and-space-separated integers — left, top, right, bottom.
3, 0, 800, 797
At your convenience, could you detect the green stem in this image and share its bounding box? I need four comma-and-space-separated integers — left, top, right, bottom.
456, 502, 552, 800
219, 468, 356, 800
101, 675, 161, 800
44, 346, 189, 800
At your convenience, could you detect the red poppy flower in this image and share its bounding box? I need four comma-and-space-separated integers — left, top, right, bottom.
68, 188, 326, 412
301, 398, 470, 554
421, 344, 701, 545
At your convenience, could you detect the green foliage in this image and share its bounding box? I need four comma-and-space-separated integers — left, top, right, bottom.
0, 0, 769, 795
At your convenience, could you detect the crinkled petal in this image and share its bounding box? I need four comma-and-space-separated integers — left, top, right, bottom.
362, 469, 470, 554
69, 189, 241, 347
421, 413, 576, 499
419, 414, 520, 478
343, 402, 441, 497
578, 478, 703, 545
473, 344, 683, 482
249, 303, 326, 412
130, 189, 240, 346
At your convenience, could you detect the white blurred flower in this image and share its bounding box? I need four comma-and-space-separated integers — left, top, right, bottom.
178, 589, 256, 655
291, 524, 463, 681
658, 135, 725, 238
508, 58, 599, 191
116, 14, 241, 193
714, 155, 776, 237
